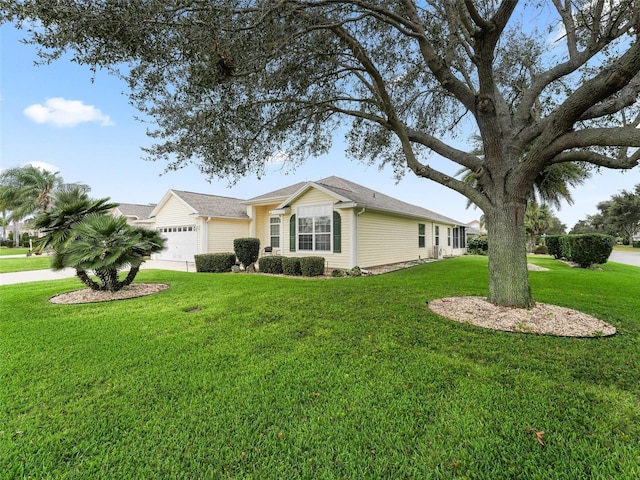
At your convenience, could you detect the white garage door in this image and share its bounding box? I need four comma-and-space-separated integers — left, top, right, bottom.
155, 226, 197, 262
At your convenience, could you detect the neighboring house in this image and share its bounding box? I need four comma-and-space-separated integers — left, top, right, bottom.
111, 203, 156, 227
465, 219, 486, 245
144, 176, 467, 268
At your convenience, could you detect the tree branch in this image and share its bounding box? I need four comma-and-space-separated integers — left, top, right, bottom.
550, 149, 640, 169
406, 127, 484, 171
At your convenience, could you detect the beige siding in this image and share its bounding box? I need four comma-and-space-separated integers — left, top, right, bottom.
281, 189, 353, 269
358, 212, 433, 268
206, 218, 250, 253
253, 204, 283, 254
154, 195, 195, 227
294, 188, 335, 205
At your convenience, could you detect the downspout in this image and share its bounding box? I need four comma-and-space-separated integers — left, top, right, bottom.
353, 207, 366, 268
199, 216, 211, 254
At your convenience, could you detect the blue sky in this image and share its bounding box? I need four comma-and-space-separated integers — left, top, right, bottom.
1, 23, 638, 230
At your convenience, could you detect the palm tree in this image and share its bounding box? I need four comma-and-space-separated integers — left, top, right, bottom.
458, 136, 591, 210
0, 165, 64, 219
34, 187, 165, 292
524, 201, 552, 252
57, 215, 166, 291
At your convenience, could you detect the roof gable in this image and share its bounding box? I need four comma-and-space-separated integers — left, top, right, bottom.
150, 190, 249, 219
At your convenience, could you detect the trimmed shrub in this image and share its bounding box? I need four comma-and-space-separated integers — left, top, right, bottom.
348, 266, 362, 277
234, 238, 260, 268
633, 241, 640, 248
467, 235, 488, 255
282, 257, 302, 276
545, 235, 563, 259
564, 234, 615, 268
558, 235, 573, 261
533, 244, 548, 255
195, 253, 236, 273
330, 269, 346, 277
300, 256, 325, 277
259, 255, 283, 274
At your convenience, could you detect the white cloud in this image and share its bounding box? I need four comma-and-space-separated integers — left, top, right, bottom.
24, 161, 60, 173
266, 151, 290, 165
23, 97, 114, 127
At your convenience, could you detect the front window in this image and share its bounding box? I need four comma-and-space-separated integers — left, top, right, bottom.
435, 226, 440, 246
269, 217, 281, 248
297, 204, 332, 252
448, 227, 452, 247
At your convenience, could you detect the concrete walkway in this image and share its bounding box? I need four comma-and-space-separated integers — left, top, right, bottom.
0, 258, 196, 286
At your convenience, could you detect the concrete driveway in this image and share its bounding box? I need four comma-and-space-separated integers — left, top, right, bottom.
0, 259, 196, 286
609, 250, 640, 267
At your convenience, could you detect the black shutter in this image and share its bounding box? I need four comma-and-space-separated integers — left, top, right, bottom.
333, 211, 341, 253
289, 214, 296, 252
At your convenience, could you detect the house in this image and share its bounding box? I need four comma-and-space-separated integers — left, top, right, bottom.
146, 190, 249, 261
142, 176, 467, 268
111, 203, 156, 227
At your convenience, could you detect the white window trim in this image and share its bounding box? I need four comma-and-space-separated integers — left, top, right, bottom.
296, 203, 333, 253
268, 216, 282, 249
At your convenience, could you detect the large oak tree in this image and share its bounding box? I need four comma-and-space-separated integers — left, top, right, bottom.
4, 0, 640, 307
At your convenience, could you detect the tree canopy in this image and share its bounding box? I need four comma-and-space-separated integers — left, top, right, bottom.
574, 184, 640, 243
4, 0, 640, 307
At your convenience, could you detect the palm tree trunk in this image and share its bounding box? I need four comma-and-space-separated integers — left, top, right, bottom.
120, 265, 140, 288
95, 268, 122, 292
76, 269, 102, 291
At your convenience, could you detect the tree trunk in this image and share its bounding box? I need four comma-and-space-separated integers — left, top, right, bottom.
485, 201, 534, 308
120, 265, 140, 288
76, 269, 102, 291
95, 268, 122, 292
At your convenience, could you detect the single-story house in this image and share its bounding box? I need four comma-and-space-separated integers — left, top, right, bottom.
137, 176, 467, 269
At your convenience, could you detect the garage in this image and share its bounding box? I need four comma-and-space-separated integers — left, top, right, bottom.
154, 225, 197, 262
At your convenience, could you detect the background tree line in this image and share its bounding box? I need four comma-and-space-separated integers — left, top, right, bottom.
570, 184, 640, 245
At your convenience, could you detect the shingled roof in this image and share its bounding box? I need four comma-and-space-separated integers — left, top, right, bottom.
249, 176, 464, 225
243, 181, 308, 204
170, 190, 249, 219
317, 177, 464, 225
114, 203, 156, 220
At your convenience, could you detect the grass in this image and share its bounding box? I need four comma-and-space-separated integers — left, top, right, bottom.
0, 247, 30, 256
614, 244, 639, 252
1, 256, 638, 479
0, 255, 52, 273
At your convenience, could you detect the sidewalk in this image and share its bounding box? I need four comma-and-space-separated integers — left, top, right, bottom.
0, 259, 196, 286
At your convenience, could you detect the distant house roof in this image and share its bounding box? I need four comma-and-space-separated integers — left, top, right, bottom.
114, 203, 156, 220
250, 176, 465, 225
150, 190, 249, 219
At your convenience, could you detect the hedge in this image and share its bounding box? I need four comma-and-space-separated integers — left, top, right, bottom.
282, 257, 302, 276
545, 235, 563, 259
194, 253, 236, 273
546, 234, 615, 268
258, 255, 283, 274
300, 256, 325, 277
564, 234, 615, 268
467, 235, 488, 255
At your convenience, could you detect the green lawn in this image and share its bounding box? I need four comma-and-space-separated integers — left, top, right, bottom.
0, 246, 30, 256
0, 255, 52, 273
1, 256, 638, 479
